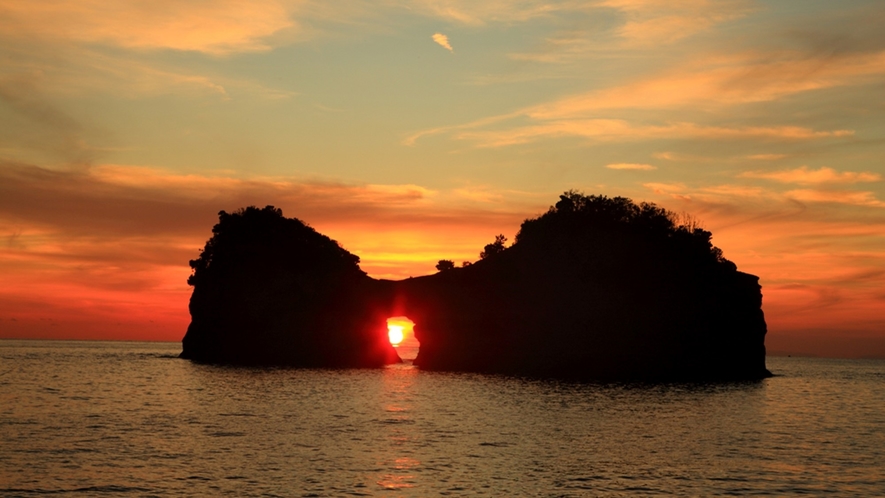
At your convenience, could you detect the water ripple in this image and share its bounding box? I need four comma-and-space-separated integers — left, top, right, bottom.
1, 343, 884, 496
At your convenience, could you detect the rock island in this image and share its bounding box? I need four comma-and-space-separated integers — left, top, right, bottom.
181, 192, 771, 381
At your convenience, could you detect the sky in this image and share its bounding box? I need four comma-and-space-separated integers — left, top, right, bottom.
1, 0, 883, 357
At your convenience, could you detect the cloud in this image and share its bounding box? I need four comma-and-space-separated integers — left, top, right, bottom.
0, 161, 545, 339
0, 0, 298, 54
401, 0, 561, 26
740, 166, 881, 185
1, 39, 301, 104
407, 46, 880, 148
785, 189, 885, 208
642, 180, 885, 209
747, 154, 788, 161
446, 119, 852, 148
450, 185, 549, 205
432, 33, 454, 52
0, 162, 464, 238
600, 0, 753, 46
633, 179, 885, 345
0, 161, 539, 278
606, 163, 656, 170
453, 187, 502, 203
398, 0, 749, 40
525, 50, 885, 119
506, 0, 753, 62
0, 73, 98, 165
650, 151, 717, 162
643, 182, 691, 200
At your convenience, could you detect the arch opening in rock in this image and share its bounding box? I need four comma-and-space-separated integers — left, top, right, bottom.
386, 316, 419, 361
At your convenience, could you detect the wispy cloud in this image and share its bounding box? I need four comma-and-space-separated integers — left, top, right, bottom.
2, 40, 298, 102
606, 163, 656, 170
401, 0, 560, 26
635, 178, 885, 342
506, 0, 752, 63
785, 189, 885, 208
407, 46, 881, 148
0, 73, 98, 166
453, 186, 502, 203
747, 154, 787, 161
432, 33, 454, 52
599, 0, 753, 46
0, 163, 455, 235
526, 50, 885, 119
0, 161, 538, 273
450, 120, 852, 148
0, 161, 544, 339
0, 0, 298, 54
740, 166, 881, 185
642, 179, 885, 208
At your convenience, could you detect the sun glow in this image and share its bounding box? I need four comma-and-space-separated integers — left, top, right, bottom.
386, 316, 416, 349
388, 324, 404, 346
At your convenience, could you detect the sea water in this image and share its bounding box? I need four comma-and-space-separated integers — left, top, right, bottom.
1, 340, 883, 496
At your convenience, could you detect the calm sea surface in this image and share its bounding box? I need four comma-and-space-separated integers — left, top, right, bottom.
1, 340, 883, 497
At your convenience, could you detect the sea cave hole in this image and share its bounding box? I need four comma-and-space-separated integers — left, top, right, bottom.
386, 316, 419, 361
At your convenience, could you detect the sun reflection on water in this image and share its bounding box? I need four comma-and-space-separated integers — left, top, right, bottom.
377, 456, 419, 490
376, 362, 421, 490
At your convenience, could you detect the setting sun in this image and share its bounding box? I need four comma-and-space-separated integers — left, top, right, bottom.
388, 324, 404, 346
386, 316, 419, 359
387, 316, 416, 348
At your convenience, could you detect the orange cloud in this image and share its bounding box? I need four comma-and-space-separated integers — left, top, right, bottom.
432, 33, 454, 52
0, 0, 298, 54
634, 181, 885, 355
410, 46, 883, 149
507, 0, 752, 62
740, 166, 881, 185
600, 0, 752, 46
643, 180, 885, 207
400, 0, 565, 26
606, 163, 656, 170
0, 162, 537, 340
450, 119, 851, 148
785, 189, 885, 208
453, 186, 504, 203
529, 50, 885, 118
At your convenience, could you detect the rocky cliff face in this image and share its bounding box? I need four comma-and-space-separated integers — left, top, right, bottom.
181, 206, 400, 367
397, 260, 768, 381
402, 193, 769, 380
182, 194, 770, 380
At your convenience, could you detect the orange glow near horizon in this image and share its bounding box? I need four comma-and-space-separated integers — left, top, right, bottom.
0, 160, 883, 357
1, 197, 883, 358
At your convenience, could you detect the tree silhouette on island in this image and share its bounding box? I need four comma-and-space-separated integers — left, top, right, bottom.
435, 260, 455, 272
181, 192, 770, 381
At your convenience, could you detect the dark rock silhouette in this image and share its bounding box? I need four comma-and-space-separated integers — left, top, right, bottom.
181, 206, 400, 367
182, 193, 771, 380
402, 192, 770, 380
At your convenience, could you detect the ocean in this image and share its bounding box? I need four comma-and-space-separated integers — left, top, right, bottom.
1, 340, 883, 496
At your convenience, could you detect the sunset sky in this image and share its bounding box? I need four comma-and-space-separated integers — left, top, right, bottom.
1, 0, 883, 357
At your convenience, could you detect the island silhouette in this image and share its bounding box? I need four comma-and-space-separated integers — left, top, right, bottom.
181, 192, 771, 381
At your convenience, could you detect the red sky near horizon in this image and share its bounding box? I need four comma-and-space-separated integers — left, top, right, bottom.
1, 1, 884, 358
